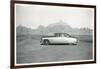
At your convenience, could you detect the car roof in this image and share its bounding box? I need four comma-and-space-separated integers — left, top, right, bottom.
54, 33, 69, 34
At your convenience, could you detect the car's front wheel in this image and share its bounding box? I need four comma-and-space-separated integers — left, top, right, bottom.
44, 40, 50, 45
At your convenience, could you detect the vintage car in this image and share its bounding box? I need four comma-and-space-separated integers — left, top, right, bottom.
40, 33, 78, 45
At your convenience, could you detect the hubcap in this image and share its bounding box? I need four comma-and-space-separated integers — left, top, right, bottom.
44, 40, 49, 45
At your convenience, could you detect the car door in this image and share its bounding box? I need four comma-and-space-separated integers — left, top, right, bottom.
49, 37, 61, 43
50, 36, 68, 43
53, 35, 72, 43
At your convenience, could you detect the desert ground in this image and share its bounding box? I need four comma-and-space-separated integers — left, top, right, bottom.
16, 35, 93, 64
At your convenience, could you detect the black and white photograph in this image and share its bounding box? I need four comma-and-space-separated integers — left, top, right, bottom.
11, 1, 96, 68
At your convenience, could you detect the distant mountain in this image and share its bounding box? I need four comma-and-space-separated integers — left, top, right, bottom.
16, 21, 92, 36
46, 21, 72, 33
16, 25, 36, 36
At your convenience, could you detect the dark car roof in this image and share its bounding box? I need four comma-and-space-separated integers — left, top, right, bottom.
41, 33, 70, 38
54, 33, 68, 34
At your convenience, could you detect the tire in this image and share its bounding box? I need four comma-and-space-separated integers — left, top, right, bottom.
44, 40, 50, 45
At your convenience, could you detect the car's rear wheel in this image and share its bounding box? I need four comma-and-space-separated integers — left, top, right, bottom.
44, 40, 50, 45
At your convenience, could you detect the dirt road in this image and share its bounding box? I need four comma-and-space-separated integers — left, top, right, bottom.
16, 37, 93, 64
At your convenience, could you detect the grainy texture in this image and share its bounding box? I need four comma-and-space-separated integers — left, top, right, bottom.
16, 35, 93, 64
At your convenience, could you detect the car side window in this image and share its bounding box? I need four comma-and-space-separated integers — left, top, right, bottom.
61, 34, 65, 37
55, 33, 60, 37
54, 33, 71, 37
64, 34, 70, 37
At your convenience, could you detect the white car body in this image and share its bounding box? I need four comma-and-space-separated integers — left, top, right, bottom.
40, 33, 78, 45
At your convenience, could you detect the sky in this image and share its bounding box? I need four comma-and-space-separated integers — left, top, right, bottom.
15, 4, 94, 29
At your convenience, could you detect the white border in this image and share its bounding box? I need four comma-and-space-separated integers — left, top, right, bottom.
14, 3, 95, 66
